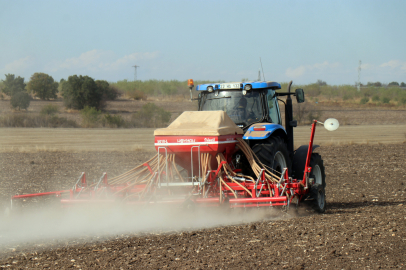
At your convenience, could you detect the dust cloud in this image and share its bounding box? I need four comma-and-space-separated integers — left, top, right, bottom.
0, 200, 296, 250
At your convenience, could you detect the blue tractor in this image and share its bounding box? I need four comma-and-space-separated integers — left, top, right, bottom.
190, 80, 326, 211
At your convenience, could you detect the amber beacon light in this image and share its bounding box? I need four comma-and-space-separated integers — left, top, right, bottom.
188, 79, 195, 101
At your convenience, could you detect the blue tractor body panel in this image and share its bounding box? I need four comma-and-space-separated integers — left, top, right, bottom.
196, 81, 281, 91
243, 123, 286, 140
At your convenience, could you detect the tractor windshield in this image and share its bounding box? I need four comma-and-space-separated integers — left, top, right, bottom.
199, 90, 264, 127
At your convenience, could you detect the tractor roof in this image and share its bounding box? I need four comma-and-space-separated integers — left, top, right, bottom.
196, 81, 281, 91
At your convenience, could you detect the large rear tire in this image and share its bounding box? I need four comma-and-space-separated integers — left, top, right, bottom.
252, 137, 291, 176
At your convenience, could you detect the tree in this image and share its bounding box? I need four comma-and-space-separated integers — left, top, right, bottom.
400, 82, 406, 87
316, 80, 327, 86
1, 74, 26, 96
27, 73, 59, 100
388, 81, 399, 87
61, 75, 104, 110
10, 91, 30, 110
95, 80, 120, 101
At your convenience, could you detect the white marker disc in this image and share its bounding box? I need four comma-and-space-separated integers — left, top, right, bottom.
324, 118, 339, 131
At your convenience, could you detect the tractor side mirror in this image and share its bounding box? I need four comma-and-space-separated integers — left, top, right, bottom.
295, 88, 305, 103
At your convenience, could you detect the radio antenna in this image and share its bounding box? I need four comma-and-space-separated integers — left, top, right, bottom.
260, 57, 265, 81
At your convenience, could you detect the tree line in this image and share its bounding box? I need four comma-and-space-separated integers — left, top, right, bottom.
0, 73, 119, 110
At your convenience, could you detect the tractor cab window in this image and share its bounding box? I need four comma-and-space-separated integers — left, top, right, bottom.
200, 90, 262, 127
267, 90, 281, 125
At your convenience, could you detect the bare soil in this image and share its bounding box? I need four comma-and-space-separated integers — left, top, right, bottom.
0, 143, 405, 269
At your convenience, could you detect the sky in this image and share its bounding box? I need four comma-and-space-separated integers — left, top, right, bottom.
0, 0, 405, 85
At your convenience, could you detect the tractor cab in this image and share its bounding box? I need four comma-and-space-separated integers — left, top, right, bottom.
194, 81, 283, 129
189, 79, 305, 160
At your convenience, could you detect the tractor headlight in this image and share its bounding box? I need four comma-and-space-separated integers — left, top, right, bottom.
207, 86, 214, 92
244, 84, 252, 91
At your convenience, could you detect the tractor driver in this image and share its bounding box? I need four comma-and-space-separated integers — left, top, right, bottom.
233, 96, 248, 123
231, 95, 260, 125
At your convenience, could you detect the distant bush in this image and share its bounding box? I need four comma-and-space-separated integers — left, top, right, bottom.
40, 104, 59, 115
27, 73, 58, 100
401, 82, 406, 87
11, 91, 31, 110
80, 106, 101, 127
128, 89, 147, 100
102, 113, 126, 128
0, 114, 78, 128
399, 97, 406, 105
131, 102, 171, 128
342, 94, 351, 101
359, 97, 369, 104
381, 97, 390, 104
372, 95, 380, 102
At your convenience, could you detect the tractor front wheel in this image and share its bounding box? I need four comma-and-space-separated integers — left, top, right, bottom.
309, 184, 326, 213
309, 153, 326, 188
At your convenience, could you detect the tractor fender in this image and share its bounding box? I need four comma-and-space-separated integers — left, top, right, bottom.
291, 145, 320, 179
243, 123, 286, 140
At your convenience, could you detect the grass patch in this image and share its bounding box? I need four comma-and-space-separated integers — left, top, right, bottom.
40, 104, 59, 115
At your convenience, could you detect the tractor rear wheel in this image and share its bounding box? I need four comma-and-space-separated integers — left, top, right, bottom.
252, 137, 291, 176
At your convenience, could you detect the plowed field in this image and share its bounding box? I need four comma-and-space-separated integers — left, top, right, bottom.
0, 143, 405, 269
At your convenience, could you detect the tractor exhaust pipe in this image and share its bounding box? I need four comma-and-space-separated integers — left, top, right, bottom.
285, 81, 294, 155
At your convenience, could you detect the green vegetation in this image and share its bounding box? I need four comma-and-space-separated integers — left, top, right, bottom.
101, 114, 126, 128
279, 81, 406, 106
111, 79, 406, 107
61, 75, 104, 110
111, 79, 222, 99
360, 97, 369, 104
40, 104, 59, 115
381, 97, 390, 104
1, 74, 31, 110
78, 103, 171, 128
61, 75, 118, 110
131, 102, 171, 128
27, 73, 59, 100
0, 113, 78, 128
1, 74, 26, 96
80, 106, 102, 127
95, 80, 121, 101
10, 91, 30, 110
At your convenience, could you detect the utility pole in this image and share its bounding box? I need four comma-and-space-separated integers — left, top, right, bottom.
357, 60, 361, 91
132, 65, 140, 81
258, 69, 261, 81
